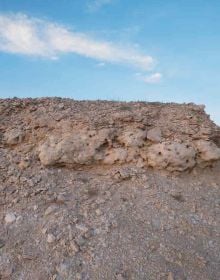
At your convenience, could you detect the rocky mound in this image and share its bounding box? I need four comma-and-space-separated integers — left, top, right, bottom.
0, 98, 220, 280
1, 98, 220, 172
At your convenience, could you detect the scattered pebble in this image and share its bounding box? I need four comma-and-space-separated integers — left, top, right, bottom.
42, 227, 47, 234
33, 205, 38, 211
5, 213, 16, 224
95, 209, 102, 216
70, 240, 79, 255
47, 233, 56, 243
0, 239, 5, 249
76, 223, 88, 233
45, 205, 58, 216
16, 215, 23, 222
167, 272, 174, 280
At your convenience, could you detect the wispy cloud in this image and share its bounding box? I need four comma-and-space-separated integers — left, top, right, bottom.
141, 73, 162, 84
96, 62, 106, 67
87, 0, 113, 12
0, 13, 154, 71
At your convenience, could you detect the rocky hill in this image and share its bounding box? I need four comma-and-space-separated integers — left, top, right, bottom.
0, 98, 220, 280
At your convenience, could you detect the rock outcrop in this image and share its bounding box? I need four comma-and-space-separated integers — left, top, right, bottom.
1, 98, 220, 280
147, 142, 196, 171
194, 140, 220, 162
1, 98, 220, 171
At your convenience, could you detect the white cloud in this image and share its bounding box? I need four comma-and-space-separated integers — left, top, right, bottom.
87, 0, 113, 12
96, 62, 106, 67
142, 72, 162, 84
0, 13, 154, 71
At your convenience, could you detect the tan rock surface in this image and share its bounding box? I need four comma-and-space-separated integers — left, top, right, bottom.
147, 142, 196, 171
0, 98, 220, 280
194, 140, 220, 162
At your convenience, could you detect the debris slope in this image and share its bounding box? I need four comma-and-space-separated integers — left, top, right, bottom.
0, 98, 220, 280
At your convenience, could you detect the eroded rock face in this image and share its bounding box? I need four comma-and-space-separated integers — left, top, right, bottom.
147, 142, 196, 171
38, 128, 115, 166
194, 140, 220, 162
1, 98, 220, 171
103, 148, 128, 165
118, 129, 147, 147
38, 131, 219, 171
36, 108, 220, 171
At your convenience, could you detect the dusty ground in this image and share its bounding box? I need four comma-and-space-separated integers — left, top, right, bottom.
0, 98, 220, 280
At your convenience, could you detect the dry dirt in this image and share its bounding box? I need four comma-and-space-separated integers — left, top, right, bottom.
0, 98, 220, 280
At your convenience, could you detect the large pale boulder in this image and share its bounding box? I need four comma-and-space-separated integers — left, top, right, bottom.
194, 140, 220, 162
147, 142, 196, 171
38, 129, 115, 166
118, 129, 147, 147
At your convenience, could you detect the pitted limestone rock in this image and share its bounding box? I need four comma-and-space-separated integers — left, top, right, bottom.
118, 129, 147, 147
38, 128, 115, 166
194, 140, 220, 162
147, 142, 196, 171
103, 148, 128, 164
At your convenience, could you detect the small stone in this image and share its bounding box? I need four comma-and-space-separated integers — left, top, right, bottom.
18, 159, 30, 170
84, 228, 95, 239
77, 236, 86, 247
76, 223, 88, 233
16, 215, 23, 222
96, 197, 106, 204
167, 272, 174, 280
116, 274, 125, 280
0, 239, 5, 249
47, 233, 56, 243
56, 193, 66, 202
208, 240, 214, 247
42, 227, 47, 234
70, 240, 79, 255
5, 213, 16, 224
144, 183, 151, 189
12, 197, 19, 204
75, 273, 82, 280
95, 209, 102, 216
58, 103, 65, 109
45, 205, 58, 216
33, 205, 38, 211
60, 239, 67, 247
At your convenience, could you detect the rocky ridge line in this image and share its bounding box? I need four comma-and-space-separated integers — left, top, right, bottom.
1, 98, 220, 172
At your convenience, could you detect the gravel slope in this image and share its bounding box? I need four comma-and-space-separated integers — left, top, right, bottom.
0, 98, 219, 280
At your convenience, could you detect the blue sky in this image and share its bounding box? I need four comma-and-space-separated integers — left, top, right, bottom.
0, 0, 219, 124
